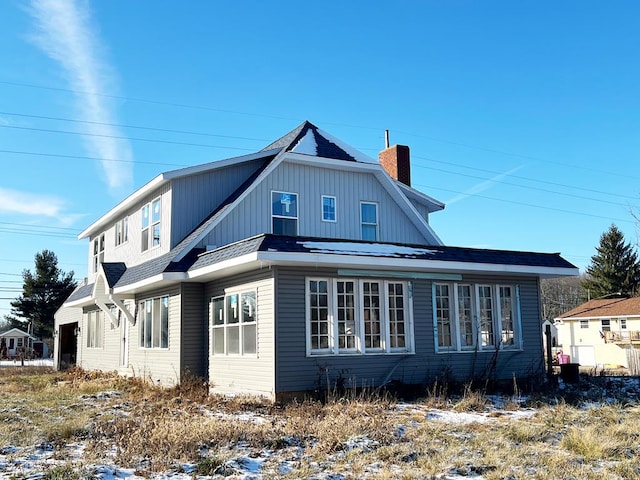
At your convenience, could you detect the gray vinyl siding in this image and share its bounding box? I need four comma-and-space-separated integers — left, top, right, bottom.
274, 268, 544, 394
180, 283, 206, 378
407, 199, 430, 223
170, 159, 266, 247
87, 182, 172, 284
205, 269, 275, 397
202, 161, 428, 248
127, 285, 182, 386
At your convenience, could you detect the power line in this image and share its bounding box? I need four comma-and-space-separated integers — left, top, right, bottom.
0, 221, 81, 233
0, 110, 269, 143
0, 149, 188, 167
0, 124, 257, 152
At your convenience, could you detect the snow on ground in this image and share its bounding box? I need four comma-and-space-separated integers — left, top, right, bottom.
0, 358, 54, 368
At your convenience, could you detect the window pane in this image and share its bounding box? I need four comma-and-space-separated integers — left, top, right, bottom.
242, 292, 256, 323
309, 280, 330, 351
500, 286, 514, 346
142, 204, 150, 228
458, 285, 474, 348
141, 228, 149, 252
123, 217, 128, 242
272, 192, 297, 217
161, 296, 169, 348
363, 282, 381, 349
337, 281, 356, 350
243, 324, 257, 354
151, 199, 161, 223
361, 203, 377, 223
478, 286, 494, 347
227, 326, 240, 354
322, 196, 336, 221
227, 295, 239, 324
144, 300, 152, 348
212, 297, 224, 326
273, 217, 297, 235
152, 298, 161, 348
389, 283, 406, 349
361, 224, 377, 241
435, 284, 452, 348
213, 328, 225, 354
152, 224, 161, 247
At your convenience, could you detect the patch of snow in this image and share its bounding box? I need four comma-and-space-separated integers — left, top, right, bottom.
300, 241, 436, 258
291, 129, 318, 155
0, 358, 54, 368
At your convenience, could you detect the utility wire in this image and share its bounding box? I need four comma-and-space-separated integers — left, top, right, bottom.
0, 149, 188, 167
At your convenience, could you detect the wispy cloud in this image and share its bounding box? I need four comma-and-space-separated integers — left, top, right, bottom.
446, 166, 525, 206
0, 187, 82, 227
27, 0, 133, 193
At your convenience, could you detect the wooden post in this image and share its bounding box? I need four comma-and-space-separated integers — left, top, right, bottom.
545, 324, 554, 383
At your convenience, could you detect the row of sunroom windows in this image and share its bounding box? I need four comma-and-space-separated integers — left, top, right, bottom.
85, 281, 522, 356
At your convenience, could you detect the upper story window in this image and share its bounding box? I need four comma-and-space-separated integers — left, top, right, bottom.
272, 191, 298, 235
93, 233, 105, 273
139, 296, 169, 349
141, 197, 161, 252
306, 278, 413, 356
433, 283, 521, 352
210, 290, 257, 356
601, 319, 611, 332
580, 319, 589, 329
322, 195, 336, 222
360, 202, 378, 241
115, 217, 128, 246
620, 318, 627, 329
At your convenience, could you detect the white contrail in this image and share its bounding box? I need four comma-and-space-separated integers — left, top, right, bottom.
27, 0, 133, 193
446, 165, 524, 206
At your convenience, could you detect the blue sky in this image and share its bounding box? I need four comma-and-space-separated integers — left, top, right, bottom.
1, 0, 639, 319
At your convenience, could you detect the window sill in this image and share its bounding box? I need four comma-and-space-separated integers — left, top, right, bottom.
436, 348, 524, 354
307, 351, 414, 358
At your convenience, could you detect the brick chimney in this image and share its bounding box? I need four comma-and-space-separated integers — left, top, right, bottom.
379, 144, 411, 187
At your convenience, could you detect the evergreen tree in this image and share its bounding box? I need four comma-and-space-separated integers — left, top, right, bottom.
3, 250, 77, 340
582, 225, 640, 298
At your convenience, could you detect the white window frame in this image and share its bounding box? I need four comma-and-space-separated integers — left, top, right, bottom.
86, 310, 104, 349
210, 289, 258, 356
360, 201, 379, 241
580, 319, 589, 329
432, 282, 522, 352
139, 296, 169, 349
141, 197, 161, 252
93, 233, 105, 273
619, 318, 627, 330
601, 318, 611, 332
115, 217, 129, 247
321, 195, 337, 222
306, 277, 414, 356
271, 191, 298, 235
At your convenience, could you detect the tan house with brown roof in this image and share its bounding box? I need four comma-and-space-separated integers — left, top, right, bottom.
555, 296, 640, 369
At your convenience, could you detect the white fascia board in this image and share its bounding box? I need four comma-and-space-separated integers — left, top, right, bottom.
186, 252, 260, 280
79, 149, 280, 240
254, 251, 578, 277
63, 296, 95, 308
555, 314, 639, 321
397, 182, 445, 212
111, 272, 186, 295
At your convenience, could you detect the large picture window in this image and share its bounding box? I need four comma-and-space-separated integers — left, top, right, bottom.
139, 296, 169, 349
141, 197, 161, 251
210, 290, 257, 356
86, 310, 104, 349
306, 278, 413, 356
432, 283, 521, 352
272, 191, 298, 235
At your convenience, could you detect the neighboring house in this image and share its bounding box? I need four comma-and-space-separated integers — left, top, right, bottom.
555, 296, 640, 368
54, 121, 578, 400
0, 328, 35, 358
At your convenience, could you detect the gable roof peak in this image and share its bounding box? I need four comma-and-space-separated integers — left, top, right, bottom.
261, 121, 376, 164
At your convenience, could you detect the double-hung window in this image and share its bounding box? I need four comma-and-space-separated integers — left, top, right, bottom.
360, 202, 378, 241
86, 310, 104, 349
322, 195, 336, 222
601, 319, 611, 332
272, 191, 298, 235
619, 318, 627, 330
307, 278, 413, 355
115, 217, 128, 246
139, 296, 169, 349
93, 233, 105, 273
580, 319, 589, 329
433, 283, 521, 352
211, 290, 257, 356
141, 198, 161, 251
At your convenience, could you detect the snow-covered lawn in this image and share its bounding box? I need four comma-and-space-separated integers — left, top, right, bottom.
1, 371, 639, 479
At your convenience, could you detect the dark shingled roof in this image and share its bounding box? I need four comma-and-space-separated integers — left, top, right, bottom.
261, 121, 358, 162
66, 282, 94, 303
557, 296, 640, 319
102, 263, 127, 287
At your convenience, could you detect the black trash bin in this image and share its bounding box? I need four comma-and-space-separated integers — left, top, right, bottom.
560, 363, 580, 383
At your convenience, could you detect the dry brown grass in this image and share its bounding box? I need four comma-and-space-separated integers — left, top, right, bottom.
2, 368, 640, 479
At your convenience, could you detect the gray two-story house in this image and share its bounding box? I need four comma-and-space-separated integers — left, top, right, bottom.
54, 121, 578, 400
